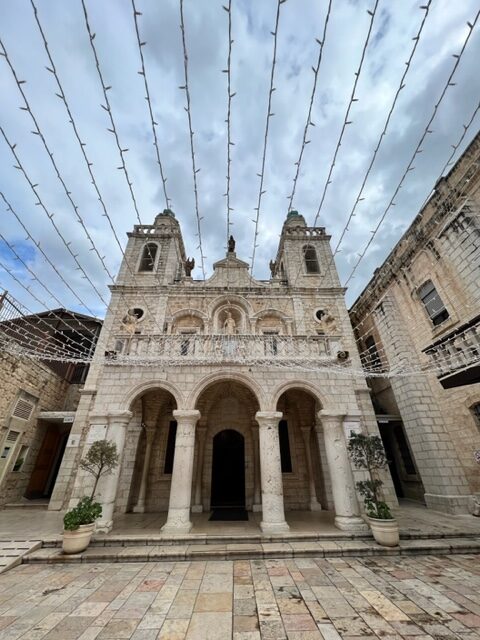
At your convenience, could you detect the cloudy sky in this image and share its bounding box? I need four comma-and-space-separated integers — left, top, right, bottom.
0, 0, 479, 319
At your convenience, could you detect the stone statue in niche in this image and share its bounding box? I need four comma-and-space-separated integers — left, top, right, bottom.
184, 257, 195, 277
121, 309, 140, 335
316, 310, 338, 334
269, 260, 276, 277
223, 311, 237, 335
228, 235, 235, 253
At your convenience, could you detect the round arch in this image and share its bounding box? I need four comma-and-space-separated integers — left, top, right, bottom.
121, 379, 184, 412
187, 371, 265, 410
270, 380, 330, 412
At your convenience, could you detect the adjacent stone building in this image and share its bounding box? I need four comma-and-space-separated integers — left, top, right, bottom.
350, 131, 480, 515
0, 307, 101, 507
49, 209, 396, 533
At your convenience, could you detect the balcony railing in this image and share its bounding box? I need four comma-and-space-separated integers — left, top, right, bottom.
424, 317, 480, 378
107, 333, 342, 366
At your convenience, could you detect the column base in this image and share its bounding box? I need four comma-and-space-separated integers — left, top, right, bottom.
95, 520, 113, 534
161, 510, 193, 534
132, 503, 145, 514
191, 504, 203, 513
424, 493, 474, 515
310, 500, 322, 512
334, 515, 368, 532
260, 520, 290, 534
252, 504, 262, 513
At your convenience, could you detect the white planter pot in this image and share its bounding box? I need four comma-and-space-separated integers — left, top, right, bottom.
62, 523, 95, 554
367, 517, 399, 547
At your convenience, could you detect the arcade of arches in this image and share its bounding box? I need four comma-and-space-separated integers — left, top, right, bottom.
86, 380, 367, 534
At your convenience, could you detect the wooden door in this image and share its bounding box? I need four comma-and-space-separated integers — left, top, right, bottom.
25, 427, 62, 498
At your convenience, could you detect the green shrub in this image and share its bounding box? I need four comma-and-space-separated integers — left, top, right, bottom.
348, 433, 393, 520
63, 497, 102, 531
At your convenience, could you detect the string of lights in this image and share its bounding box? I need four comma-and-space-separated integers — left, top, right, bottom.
223, 0, 234, 246
250, 0, 286, 273
179, 0, 207, 279
312, 0, 380, 228
323, 0, 433, 285
287, 0, 333, 212
131, 0, 171, 210
30, 0, 173, 337
344, 11, 479, 286
0, 191, 98, 317
80, 0, 143, 226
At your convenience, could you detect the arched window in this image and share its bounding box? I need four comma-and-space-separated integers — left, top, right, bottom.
304, 245, 319, 274
138, 243, 158, 272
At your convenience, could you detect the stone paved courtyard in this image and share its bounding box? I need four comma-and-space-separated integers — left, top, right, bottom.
1, 554, 480, 639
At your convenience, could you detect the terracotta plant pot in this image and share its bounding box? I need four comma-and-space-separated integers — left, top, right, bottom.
367, 516, 399, 547
62, 522, 95, 554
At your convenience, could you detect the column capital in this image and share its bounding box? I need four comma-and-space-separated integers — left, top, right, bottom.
317, 410, 345, 423
173, 409, 201, 423
108, 410, 133, 426
88, 414, 109, 425
255, 411, 282, 426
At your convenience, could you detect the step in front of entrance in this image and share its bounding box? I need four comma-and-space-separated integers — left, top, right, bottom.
23, 536, 480, 565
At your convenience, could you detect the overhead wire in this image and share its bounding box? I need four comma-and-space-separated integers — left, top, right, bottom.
250, 0, 286, 273
179, 0, 207, 279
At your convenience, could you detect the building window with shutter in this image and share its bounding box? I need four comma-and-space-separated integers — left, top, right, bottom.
418, 280, 449, 326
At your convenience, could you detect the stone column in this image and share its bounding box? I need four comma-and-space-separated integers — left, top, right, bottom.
300, 426, 322, 511
256, 411, 289, 533
132, 425, 156, 513
251, 420, 262, 512
161, 410, 200, 533
96, 410, 133, 533
317, 410, 367, 532
192, 424, 207, 513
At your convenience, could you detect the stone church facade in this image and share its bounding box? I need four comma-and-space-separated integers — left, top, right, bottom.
49, 209, 396, 533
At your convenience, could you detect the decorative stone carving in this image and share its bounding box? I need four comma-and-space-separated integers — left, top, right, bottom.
121, 309, 140, 335
184, 257, 195, 277
223, 311, 237, 335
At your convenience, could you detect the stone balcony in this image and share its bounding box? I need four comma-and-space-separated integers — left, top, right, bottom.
423, 315, 480, 388
108, 334, 344, 366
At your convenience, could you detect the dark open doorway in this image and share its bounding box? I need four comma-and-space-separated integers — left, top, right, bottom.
25, 423, 70, 500
210, 429, 245, 509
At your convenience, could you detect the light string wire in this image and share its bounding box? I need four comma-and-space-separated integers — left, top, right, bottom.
344, 10, 479, 286
0, 127, 107, 311
0, 190, 98, 317
223, 0, 233, 245
0, 232, 99, 352
323, 0, 433, 285
131, 0, 171, 210
81, 0, 143, 226
250, 0, 286, 273
30, 0, 172, 336
179, 0, 207, 279
351, 128, 480, 365
0, 221, 100, 352
0, 284, 96, 358
287, 0, 333, 212
312, 0, 380, 228
0, 289, 95, 361
0, 41, 111, 307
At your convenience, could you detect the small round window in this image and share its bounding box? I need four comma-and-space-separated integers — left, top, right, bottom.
130, 308, 144, 320
315, 309, 325, 322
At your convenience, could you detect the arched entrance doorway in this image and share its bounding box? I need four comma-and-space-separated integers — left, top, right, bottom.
210, 429, 245, 509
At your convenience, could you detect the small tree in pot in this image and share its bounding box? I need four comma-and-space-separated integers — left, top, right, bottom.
63, 439, 119, 554
348, 432, 399, 547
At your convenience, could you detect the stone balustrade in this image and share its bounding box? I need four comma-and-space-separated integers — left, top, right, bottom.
424, 318, 480, 377
108, 333, 341, 365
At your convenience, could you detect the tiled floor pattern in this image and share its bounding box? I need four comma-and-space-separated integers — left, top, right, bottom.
1, 554, 480, 639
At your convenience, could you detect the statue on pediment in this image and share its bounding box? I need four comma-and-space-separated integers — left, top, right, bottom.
184, 257, 195, 277
228, 235, 235, 253
269, 260, 276, 277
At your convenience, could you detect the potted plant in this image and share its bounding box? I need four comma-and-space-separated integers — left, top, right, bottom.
62, 439, 119, 554
348, 432, 399, 547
